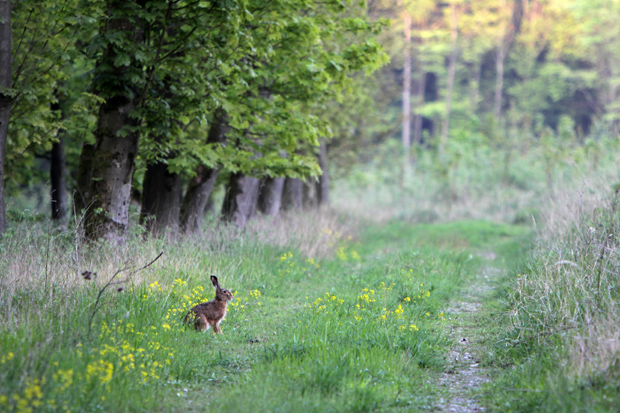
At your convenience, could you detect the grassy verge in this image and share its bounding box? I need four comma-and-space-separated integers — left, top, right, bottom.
483, 187, 620, 412
0, 213, 531, 412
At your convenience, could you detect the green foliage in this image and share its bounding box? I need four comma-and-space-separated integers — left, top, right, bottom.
6, 0, 97, 192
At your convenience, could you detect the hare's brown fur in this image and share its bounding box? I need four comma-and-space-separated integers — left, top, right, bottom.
184, 275, 233, 334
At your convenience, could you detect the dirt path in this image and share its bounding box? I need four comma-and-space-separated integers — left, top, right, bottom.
435, 255, 502, 412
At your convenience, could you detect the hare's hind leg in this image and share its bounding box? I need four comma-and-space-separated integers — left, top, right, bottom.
195, 314, 210, 332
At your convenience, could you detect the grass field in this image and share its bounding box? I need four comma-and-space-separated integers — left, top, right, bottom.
0, 214, 532, 412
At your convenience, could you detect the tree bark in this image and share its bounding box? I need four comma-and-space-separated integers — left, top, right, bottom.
84, 98, 140, 242
221, 173, 260, 229
0, 0, 12, 236
281, 177, 303, 211
316, 139, 329, 206
180, 108, 229, 234
140, 160, 181, 239
258, 177, 285, 216
181, 164, 219, 234
402, 11, 412, 151
303, 180, 317, 208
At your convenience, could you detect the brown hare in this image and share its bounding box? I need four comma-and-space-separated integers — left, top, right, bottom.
184, 275, 233, 334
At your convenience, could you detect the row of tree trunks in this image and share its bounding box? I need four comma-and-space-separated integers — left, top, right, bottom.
71, 111, 328, 239
211, 140, 331, 230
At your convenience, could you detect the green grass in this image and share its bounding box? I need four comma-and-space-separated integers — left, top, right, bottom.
0, 218, 533, 412
480, 199, 620, 412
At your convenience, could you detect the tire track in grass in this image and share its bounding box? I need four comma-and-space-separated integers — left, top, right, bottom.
436, 254, 502, 412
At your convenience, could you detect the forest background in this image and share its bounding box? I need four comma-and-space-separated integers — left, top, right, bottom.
0, 0, 618, 236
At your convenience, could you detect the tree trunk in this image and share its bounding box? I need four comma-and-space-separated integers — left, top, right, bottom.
471, 59, 482, 112
221, 173, 260, 229
281, 177, 303, 211
84, 99, 140, 242
413, 71, 426, 146
258, 177, 285, 216
181, 165, 219, 234
494, 44, 505, 121
441, 5, 459, 147
50, 136, 67, 224
140, 160, 181, 239
402, 11, 412, 150
303, 180, 317, 208
83, 1, 144, 242
180, 108, 229, 234
50, 98, 67, 225
494, 1, 518, 122
74, 142, 96, 215
316, 139, 329, 206
0, 0, 11, 236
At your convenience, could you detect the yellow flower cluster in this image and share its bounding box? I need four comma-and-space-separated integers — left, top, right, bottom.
306, 258, 320, 268
358, 288, 376, 304
8, 378, 43, 413
399, 324, 419, 332
404, 282, 432, 305
379, 281, 395, 290
95, 319, 172, 383
228, 289, 263, 311
52, 368, 73, 393
278, 251, 323, 280
0, 351, 14, 364
336, 247, 360, 261
307, 287, 422, 332
142, 280, 164, 300
308, 292, 344, 315
86, 359, 114, 384
379, 304, 404, 321
321, 227, 341, 248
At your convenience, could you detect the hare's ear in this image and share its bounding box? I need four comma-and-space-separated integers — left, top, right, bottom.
210, 275, 219, 287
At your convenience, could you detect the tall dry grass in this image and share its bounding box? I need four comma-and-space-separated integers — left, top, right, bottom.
510, 170, 620, 379
0, 207, 355, 331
